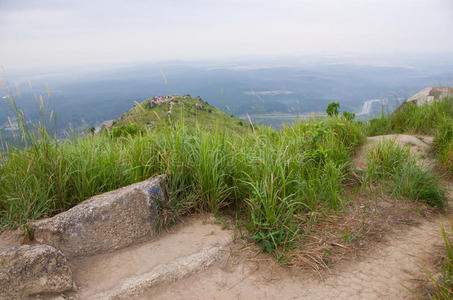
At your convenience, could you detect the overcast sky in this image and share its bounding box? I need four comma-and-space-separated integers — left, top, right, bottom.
1, 0, 453, 69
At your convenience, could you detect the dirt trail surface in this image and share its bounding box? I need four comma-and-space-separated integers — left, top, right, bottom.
139, 212, 451, 300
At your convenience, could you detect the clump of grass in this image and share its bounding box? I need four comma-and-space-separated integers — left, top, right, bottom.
366, 139, 410, 178
392, 163, 446, 208
433, 116, 453, 174
366, 139, 446, 208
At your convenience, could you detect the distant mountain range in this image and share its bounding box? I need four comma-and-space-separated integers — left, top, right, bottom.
1, 55, 452, 131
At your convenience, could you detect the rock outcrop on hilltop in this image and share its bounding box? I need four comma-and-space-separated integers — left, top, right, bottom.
405, 86, 453, 106
392, 86, 453, 114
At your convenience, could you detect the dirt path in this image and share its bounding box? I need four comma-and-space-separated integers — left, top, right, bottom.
135, 211, 451, 300
137, 134, 453, 300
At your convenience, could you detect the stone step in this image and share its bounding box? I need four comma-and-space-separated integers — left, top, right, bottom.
69, 215, 232, 299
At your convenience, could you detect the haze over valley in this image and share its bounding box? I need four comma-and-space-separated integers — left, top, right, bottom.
1, 53, 453, 131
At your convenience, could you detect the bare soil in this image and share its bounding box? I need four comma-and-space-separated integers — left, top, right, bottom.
139, 212, 451, 299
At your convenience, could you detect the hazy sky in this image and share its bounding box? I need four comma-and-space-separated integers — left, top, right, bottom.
1, 0, 453, 69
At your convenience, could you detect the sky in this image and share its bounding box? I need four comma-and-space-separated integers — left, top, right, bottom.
1, 0, 453, 69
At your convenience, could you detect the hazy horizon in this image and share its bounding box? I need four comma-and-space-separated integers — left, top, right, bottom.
1, 0, 453, 69
1, 0, 453, 131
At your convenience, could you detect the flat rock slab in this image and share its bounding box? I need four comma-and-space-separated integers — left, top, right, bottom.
0, 244, 72, 299
70, 215, 233, 299
30, 175, 166, 258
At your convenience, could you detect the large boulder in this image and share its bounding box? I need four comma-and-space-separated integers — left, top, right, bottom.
30, 175, 166, 258
406, 86, 453, 106
0, 244, 73, 298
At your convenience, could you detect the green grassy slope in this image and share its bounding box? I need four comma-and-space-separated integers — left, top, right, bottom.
113, 95, 250, 134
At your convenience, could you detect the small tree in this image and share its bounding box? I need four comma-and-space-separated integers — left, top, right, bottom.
342, 111, 355, 121
326, 102, 340, 117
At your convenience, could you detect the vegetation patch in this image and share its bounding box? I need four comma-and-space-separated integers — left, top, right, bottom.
365, 97, 453, 136
366, 139, 446, 208
366, 97, 453, 175
0, 96, 366, 258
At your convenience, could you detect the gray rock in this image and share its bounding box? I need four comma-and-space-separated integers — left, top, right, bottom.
30, 175, 166, 258
0, 244, 73, 298
405, 86, 453, 106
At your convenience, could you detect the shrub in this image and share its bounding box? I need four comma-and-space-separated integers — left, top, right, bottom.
342, 111, 355, 121
326, 102, 340, 117
111, 123, 141, 137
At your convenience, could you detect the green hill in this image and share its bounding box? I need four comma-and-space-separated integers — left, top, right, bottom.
112, 95, 250, 134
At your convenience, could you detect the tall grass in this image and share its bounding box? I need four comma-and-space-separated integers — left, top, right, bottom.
366, 97, 453, 175
366, 139, 446, 208
433, 115, 453, 174
0, 98, 365, 254
366, 97, 453, 136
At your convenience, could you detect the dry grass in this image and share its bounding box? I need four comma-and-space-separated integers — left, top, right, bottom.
287, 187, 436, 275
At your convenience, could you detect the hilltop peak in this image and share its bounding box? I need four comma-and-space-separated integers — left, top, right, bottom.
112, 94, 250, 134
